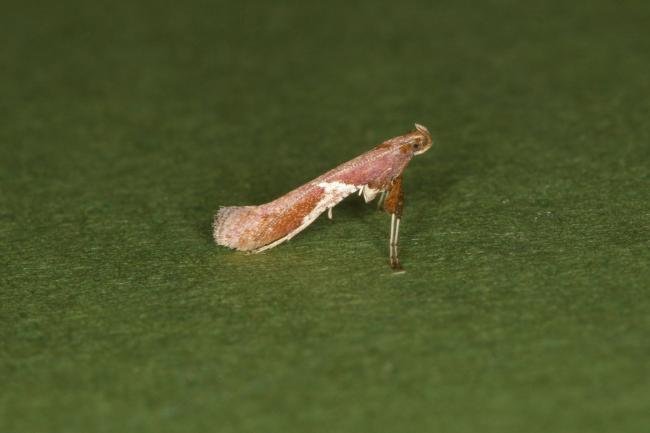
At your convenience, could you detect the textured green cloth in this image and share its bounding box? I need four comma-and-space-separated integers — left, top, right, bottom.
1, 1, 649, 432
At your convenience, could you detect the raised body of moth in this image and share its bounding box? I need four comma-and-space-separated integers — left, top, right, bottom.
214, 124, 433, 270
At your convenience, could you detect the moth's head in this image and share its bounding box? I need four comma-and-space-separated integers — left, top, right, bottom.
411, 123, 433, 155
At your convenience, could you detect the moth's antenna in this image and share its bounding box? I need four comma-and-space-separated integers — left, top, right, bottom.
414, 123, 430, 136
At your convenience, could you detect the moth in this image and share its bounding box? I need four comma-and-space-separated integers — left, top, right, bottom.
213, 124, 433, 269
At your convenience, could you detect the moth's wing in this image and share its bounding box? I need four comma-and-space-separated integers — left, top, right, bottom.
253, 181, 359, 252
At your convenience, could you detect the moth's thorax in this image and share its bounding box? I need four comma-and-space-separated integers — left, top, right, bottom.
319, 124, 432, 190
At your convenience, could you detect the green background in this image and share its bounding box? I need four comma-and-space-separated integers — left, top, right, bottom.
1, 1, 649, 432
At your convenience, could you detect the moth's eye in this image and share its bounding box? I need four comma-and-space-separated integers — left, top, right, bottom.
413, 141, 421, 150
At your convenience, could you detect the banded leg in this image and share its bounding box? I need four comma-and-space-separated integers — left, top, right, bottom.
383, 175, 404, 270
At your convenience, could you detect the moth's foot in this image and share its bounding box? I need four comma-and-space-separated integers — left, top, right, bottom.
390, 259, 404, 272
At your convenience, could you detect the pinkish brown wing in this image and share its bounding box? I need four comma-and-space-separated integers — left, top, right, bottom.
213, 181, 358, 252
214, 133, 416, 252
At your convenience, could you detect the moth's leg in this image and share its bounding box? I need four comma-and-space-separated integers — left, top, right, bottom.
376, 190, 388, 209
383, 176, 404, 270
389, 213, 399, 268
328, 207, 333, 220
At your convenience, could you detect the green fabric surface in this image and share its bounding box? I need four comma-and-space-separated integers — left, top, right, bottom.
1, 1, 649, 432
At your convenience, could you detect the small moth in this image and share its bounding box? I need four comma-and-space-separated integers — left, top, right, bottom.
213, 124, 433, 270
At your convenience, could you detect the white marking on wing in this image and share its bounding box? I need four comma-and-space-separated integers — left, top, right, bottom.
253, 181, 359, 253
362, 186, 380, 203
